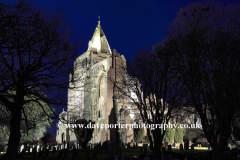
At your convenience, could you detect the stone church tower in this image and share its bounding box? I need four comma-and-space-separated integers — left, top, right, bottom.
56, 21, 134, 145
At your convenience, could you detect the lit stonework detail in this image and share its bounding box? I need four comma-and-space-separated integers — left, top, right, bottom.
56, 20, 134, 145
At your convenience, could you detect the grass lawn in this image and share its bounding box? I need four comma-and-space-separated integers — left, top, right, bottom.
0, 147, 210, 160
171, 147, 209, 154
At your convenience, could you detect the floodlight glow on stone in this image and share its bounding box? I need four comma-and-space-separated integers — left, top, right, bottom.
91, 21, 101, 52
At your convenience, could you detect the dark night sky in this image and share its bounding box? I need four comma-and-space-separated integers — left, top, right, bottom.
3, 0, 240, 137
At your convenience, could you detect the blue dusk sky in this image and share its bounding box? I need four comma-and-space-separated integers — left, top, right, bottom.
4, 0, 240, 60
3, 0, 240, 136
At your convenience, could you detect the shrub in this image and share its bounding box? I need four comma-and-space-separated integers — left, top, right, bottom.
74, 119, 95, 148
174, 123, 184, 143
145, 133, 154, 144
185, 128, 201, 143
164, 128, 175, 143
134, 126, 145, 143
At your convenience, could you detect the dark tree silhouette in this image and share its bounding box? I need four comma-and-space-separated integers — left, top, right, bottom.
113, 46, 185, 159
0, 1, 81, 159
164, 1, 240, 160
40, 133, 56, 144
73, 119, 95, 148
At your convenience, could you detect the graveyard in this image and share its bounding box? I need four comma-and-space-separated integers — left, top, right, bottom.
1, 0, 240, 160
0, 142, 239, 160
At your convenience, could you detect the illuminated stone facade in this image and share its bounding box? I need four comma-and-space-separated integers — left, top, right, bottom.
56, 21, 134, 145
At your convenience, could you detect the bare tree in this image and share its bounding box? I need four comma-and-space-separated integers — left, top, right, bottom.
113, 46, 185, 159
165, 1, 240, 160
0, 1, 81, 159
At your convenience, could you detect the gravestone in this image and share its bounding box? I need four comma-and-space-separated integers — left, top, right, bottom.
165, 142, 168, 148
97, 143, 101, 153
39, 145, 43, 152
74, 141, 77, 149
30, 145, 34, 153
32, 147, 37, 160
78, 141, 80, 150
162, 147, 165, 153
184, 140, 189, 150
50, 145, 54, 151
57, 144, 60, 151
63, 140, 66, 149
172, 143, 176, 148
4, 146, 8, 153
42, 148, 45, 157
18, 145, 21, 153
21, 148, 26, 156
144, 145, 147, 155
67, 142, 70, 152
53, 147, 56, 154
191, 144, 194, 150
20, 145, 24, 153
24, 143, 27, 151
103, 141, 108, 154
27, 146, 31, 155
36, 145, 39, 151
129, 142, 134, 147
38, 148, 42, 157
180, 144, 183, 150
168, 145, 171, 152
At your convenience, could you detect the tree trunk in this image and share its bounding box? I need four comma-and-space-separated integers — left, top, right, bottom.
209, 126, 231, 160
153, 138, 161, 159
153, 128, 162, 159
2, 109, 22, 160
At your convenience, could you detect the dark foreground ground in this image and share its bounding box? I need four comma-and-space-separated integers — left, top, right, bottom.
0, 147, 236, 160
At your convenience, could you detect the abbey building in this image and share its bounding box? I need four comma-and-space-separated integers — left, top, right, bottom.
56, 21, 134, 145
